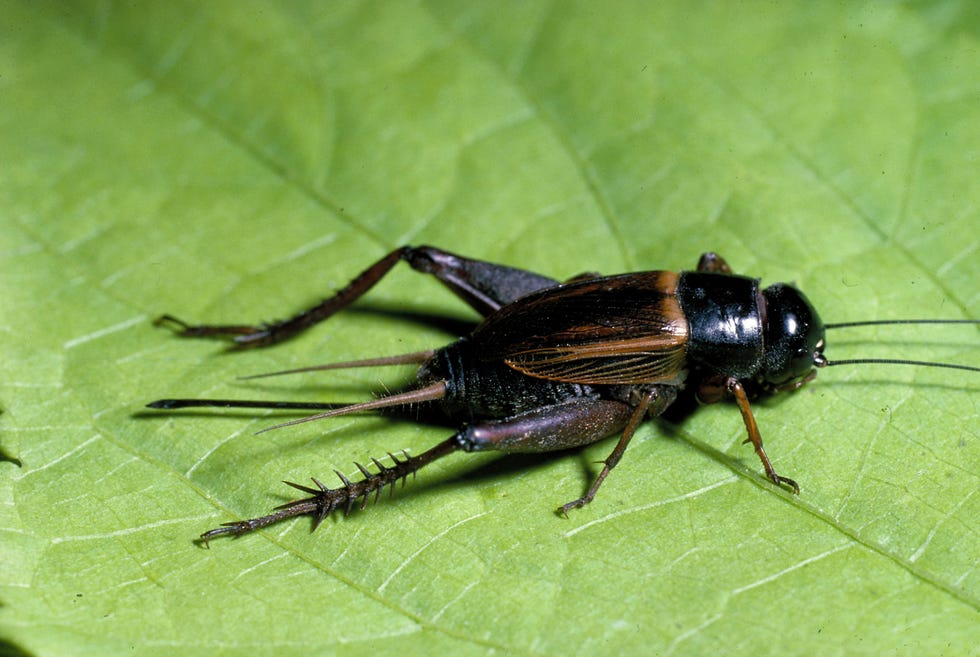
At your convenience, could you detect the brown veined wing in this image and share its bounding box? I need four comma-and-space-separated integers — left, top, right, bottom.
470, 271, 689, 385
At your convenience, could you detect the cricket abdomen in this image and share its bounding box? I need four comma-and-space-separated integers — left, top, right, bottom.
421, 339, 602, 420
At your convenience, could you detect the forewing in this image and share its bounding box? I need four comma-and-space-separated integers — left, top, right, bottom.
470, 271, 689, 384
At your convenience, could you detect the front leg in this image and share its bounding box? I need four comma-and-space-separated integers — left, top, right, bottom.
157, 245, 560, 348
693, 375, 799, 493
725, 377, 799, 494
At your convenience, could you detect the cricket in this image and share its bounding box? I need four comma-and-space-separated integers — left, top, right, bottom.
148, 246, 979, 544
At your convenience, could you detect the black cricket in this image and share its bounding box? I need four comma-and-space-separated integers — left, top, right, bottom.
149, 246, 979, 543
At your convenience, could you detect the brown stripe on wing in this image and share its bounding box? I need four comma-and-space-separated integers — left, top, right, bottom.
505, 342, 689, 384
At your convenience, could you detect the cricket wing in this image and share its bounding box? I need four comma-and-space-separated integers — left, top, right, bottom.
470, 271, 689, 385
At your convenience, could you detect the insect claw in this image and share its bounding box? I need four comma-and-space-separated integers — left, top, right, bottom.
154, 314, 191, 331
773, 474, 800, 495
200, 520, 253, 546
557, 502, 578, 517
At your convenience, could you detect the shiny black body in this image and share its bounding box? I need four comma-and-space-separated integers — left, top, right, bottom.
151, 246, 828, 542
678, 272, 764, 379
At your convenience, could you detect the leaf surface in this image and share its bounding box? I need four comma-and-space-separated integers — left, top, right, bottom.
1, 2, 978, 655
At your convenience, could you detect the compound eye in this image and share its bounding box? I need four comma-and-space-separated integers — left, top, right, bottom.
787, 346, 814, 379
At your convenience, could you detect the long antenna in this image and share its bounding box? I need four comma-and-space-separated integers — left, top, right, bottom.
820, 318, 978, 373
817, 358, 980, 373
826, 319, 980, 329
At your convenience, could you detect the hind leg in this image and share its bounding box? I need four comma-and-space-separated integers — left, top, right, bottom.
200, 397, 633, 542
157, 245, 561, 348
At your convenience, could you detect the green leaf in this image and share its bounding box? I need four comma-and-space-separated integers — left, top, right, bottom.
2, 1, 978, 655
